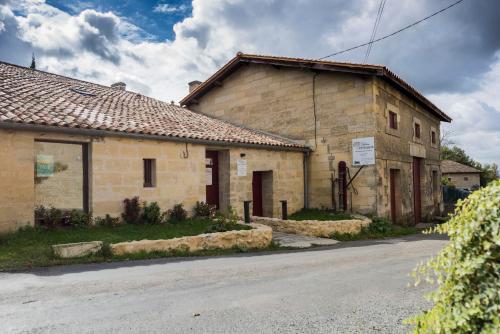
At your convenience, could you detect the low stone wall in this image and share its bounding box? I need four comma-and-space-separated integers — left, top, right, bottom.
110, 223, 272, 256
251, 215, 371, 238
52, 241, 103, 258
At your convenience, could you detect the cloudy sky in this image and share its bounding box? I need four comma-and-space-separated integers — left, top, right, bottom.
0, 0, 499, 165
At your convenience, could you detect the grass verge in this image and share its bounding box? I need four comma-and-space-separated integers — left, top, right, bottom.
331, 218, 420, 241
288, 208, 353, 221
0, 219, 253, 271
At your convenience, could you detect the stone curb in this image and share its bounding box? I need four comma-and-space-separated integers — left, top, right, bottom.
52, 241, 103, 258
252, 215, 372, 238
109, 223, 272, 256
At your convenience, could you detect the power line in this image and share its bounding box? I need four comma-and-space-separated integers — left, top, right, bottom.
364, 0, 387, 63
319, 0, 466, 60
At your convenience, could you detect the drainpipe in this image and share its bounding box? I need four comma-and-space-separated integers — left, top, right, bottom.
303, 151, 309, 209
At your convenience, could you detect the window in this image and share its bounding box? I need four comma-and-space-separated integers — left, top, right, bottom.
448, 177, 451, 182
414, 123, 421, 139
389, 111, 398, 130
464, 176, 469, 181
143, 159, 156, 187
431, 130, 436, 144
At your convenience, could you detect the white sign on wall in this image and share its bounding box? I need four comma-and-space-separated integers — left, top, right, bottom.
237, 159, 247, 176
352, 137, 375, 166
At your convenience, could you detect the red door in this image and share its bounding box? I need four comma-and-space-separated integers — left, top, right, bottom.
412, 157, 422, 225
390, 169, 397, 223
205, 151, 219, 209
252, 171, 263, 216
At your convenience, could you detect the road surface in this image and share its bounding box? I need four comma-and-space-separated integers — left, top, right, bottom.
0, 234, 447, 333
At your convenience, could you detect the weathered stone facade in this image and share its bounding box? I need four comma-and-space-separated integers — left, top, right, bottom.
189, 62, 445, 223
0, 129, 304, 233
443, 173, 480, 190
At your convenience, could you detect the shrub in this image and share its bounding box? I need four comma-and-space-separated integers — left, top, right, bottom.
68, 209, 91, 227
34, 205, 63, 228
122, 197, 142, 224
407, 181, 500, 333
193, 201, 216, 218
94, 214, 120, 227
207, 207, 240, 233
168, 203, 187, 222
365, 217, 392, 234
141, 202, 164, 225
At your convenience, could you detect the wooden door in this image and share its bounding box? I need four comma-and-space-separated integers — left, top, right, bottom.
390, 169, 397, 223
338, 161, 347, 211
412, 157, 422, 225
205, 151, 219, 209
252, 171, 263, 216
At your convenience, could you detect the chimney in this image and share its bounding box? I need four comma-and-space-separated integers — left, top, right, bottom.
188, 80, 202, 93
111, 82, 126, 91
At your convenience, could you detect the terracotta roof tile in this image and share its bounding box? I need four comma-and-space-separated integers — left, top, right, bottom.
0, 61, 305, 150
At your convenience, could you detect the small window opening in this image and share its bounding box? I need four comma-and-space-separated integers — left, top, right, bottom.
464, 176, 468, 181
414, 123, 421, 139
389, 111, 398, 129
431, 131, 436, 144
143, 159, 156, 187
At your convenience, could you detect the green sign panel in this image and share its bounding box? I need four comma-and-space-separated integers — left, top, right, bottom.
36, 154, 54, 177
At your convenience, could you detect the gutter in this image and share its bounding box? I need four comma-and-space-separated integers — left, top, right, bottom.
303, 151, 309, 209
0, 121, 310, 152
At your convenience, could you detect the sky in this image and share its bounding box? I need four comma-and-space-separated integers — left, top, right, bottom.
0, 0, 499, 166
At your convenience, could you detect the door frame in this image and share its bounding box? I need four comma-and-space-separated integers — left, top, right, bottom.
205, 150, 220, 209
412, 157, 422, 225
252, 171, 263, 216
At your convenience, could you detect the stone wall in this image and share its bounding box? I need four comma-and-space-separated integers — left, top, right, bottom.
0, 129, 304, 232
0, 130, 35, 233
251, 216, 371, 238
373, 78, 443, 223
191, 63, 445, 223
110, 223, 272, 255
444, 173, 480, 190
191, 63, 377, 212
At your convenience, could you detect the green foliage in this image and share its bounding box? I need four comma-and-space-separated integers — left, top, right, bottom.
122, 197, 142, 224
68, 209, 90, 227
331, 217, 418, 241
193, 201, 216, 218
141, 202, 165, 225
288, 208, 352, 221
167, 203, 188, 222
34, 205, 63, 228
441, 145, 498, 186
407, 181, 500, 333
206, 208, 246, 233
94, 214, 120, 227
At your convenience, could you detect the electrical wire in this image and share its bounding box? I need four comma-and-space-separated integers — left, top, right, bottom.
364, 0, 387, 63
319, 0, 466, 60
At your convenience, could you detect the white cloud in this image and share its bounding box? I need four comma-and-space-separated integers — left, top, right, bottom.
153, 3, 188, 14
1, 0, 499, 164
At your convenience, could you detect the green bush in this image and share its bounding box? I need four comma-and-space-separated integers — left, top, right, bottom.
94, 214, 120, 227
407, 180, 500, 333
34, 205, 63, 228
193, 201, 216, 218
366, 217, 392, 234
168, 203, 187, 222
68, 209, 90, 227
122, 197, 142, 224
141, 202, 164, 225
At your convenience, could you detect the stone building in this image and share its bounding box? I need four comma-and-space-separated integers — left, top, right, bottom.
0, 61, 307, 233
441, 160, 481, 191
181, 53, 452, 224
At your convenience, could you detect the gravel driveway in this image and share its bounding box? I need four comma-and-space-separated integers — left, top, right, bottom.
0, 234, 447, 333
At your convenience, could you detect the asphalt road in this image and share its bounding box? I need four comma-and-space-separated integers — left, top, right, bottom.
0, 234, 447, 334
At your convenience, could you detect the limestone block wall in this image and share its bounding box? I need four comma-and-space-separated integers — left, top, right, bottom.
225, 147, 304, 218
91, 137, 206, 218
373, 78, 443, 222
0, 130, 35, 232
191, 63, 378, 214
444, 173, 480, 190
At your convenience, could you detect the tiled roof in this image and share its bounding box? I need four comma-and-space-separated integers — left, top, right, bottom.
0, 61, 306, 150
442, 160, 481, 174
180, 53, 452, 123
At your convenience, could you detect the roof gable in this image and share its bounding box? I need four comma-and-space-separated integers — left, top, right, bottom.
180, 53, 452, 123
0, 61, 306, 151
